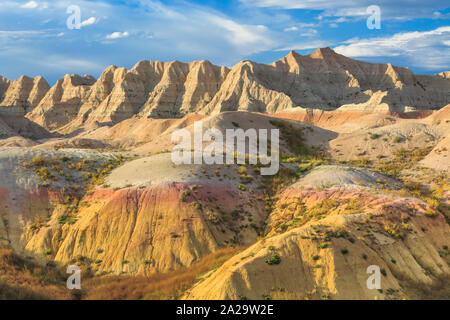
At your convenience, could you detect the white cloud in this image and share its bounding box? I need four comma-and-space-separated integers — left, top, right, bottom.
37, 55, 103, 72
80, 17, 97, 27
20, 1, 38, 9
241, 0, 345, 9
1, 0, 280, 71
204, 14, 276, 55
0, 30, 46, 38
333, 7, 368, 17
335, 17, 348, 23
299, 23, 317, 27
300, 29, 318, 37
240, 0, 449, 20
334, 26, 450, 69
284, 26, 298, 32
276, 40, 331, 51
106, 31, 129, 39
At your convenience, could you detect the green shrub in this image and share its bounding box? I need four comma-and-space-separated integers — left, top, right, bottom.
192, 202, 202, 210
298, 163, 313, 172
265, 254, 281, 265
262, 293, 272, 300
237, 184, 247, 191
180, 190, 190, 202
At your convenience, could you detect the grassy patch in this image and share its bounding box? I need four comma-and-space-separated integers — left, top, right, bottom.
82, 247, 245, 300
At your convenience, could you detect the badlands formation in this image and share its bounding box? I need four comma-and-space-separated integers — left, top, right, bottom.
0, 47, 447, 132
0, 49, 449, 300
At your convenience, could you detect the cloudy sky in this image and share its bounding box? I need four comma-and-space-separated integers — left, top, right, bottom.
0, 0, 449, 83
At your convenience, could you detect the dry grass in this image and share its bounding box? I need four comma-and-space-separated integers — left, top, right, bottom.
402, 275, 450, 300
0, 248, 70, 300
83, 246, 245, 300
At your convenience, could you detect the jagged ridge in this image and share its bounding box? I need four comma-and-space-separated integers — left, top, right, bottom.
0, 48, 448, 132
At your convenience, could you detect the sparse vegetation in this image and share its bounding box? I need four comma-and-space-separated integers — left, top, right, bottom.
192, 202, 202, 210
376, 147, 432, 177
83, 247, 245, 300
265, 254, 281, 265
269, 120, 312, 158
237, 184, 247, 192
22, 153, 127, 192
0, 248, 70, 299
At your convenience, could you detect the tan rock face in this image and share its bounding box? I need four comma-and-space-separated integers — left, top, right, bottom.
20, 182, 267, 275
184, 187, 450, 300
0, 76, 34, 112
0, 76, 50, 114
139, 60, 229, 117
0, 76, 11, 102
17, 48, 449, 132
28, 77, 51, 111
0, 118, 16, 138
0, 147, 268, 275
27, 74, 94, 130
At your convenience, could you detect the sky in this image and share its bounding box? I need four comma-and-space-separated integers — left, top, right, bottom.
0, 0, 449, 84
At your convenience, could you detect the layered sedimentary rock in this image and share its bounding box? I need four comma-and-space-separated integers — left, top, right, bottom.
0, 148, 267, 275
0, 118, 16, 138
27, 74, 95, 130
138, 60, 229, 117
0, 76, 10, 102
184, 174, 450, 300
0, 76, 51, 139
5, 48, 449, 133
0, 76, 50, 114
23, 182, 265, 274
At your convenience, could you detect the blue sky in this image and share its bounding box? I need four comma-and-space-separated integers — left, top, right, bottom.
0, 0, 449, 84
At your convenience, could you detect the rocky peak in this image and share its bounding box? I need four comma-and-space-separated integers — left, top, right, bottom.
287, 50, 302, 59
65, 74, 96, 86
435, 71, 450, 79
0, 75, 50, 113
27, 76, 50, 111
309, 47, 338, 59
